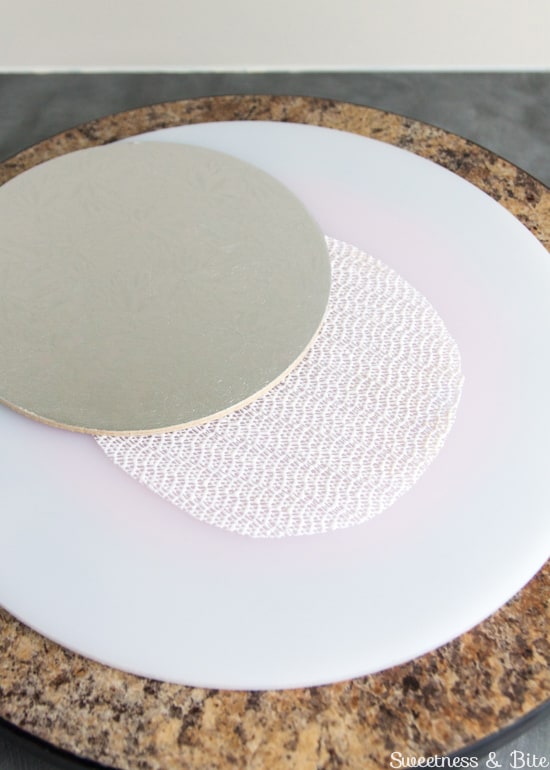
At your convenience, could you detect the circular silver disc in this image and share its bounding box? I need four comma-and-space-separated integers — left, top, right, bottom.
0, 142, 331, 434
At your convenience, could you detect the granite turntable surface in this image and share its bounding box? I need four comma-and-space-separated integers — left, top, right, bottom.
0, 73, 548, 770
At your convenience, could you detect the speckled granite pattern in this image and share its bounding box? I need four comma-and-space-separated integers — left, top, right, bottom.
0, 96, 548, 769
1, 95, 548, 248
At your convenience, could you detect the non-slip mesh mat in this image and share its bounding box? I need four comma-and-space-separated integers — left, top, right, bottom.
96, 237, 464, 537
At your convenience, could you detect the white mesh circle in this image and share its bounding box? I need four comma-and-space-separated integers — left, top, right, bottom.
96, 237, 464, 538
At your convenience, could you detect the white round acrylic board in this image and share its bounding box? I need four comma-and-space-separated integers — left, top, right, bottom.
1, 121, 549, 690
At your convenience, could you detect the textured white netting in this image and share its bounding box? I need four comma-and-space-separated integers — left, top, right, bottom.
96, 237, 464, 537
